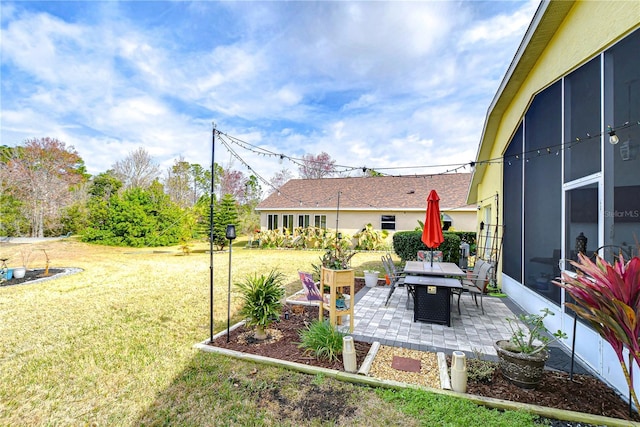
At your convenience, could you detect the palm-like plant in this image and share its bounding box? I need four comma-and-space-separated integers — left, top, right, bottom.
235, 269, 285, 340
553, 253, 640, 410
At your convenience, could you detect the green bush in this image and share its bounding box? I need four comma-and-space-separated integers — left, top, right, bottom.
298, 320, 346, 362
82, 185, 186, 247
466, 358, 497, 383
354, 223, 388, 250
235, 270, 285, 340
392, 231, 462, 263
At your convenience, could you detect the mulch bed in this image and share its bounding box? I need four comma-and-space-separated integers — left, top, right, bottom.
456, 355, 640, 422
210, 303, 372, 371
1, 268, 65, 286
210, 278, 372, 370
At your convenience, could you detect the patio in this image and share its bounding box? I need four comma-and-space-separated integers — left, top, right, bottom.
290, 282, 590, 374
343, 285, 513, 356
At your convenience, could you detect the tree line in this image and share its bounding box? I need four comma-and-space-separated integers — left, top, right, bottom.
0, 137, 342, 248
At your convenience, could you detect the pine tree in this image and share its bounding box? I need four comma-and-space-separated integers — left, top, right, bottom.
212, 193, 239, 250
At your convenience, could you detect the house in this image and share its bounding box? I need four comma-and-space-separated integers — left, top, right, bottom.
256, 173, 474, 237
468, 0, 639, 398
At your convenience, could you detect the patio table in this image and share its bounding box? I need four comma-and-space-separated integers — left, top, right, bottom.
402, 262, 465, 326
402, 261, 466, 277
403, 275, 463, 326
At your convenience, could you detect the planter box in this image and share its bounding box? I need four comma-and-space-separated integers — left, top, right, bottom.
320, 267, 355, 332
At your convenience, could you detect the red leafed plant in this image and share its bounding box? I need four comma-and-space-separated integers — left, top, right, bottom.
553, 253, 640, 410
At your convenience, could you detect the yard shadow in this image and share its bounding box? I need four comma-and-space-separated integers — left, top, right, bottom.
134, 349, 362, 425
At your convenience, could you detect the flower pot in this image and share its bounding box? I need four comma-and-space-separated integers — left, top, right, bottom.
364, 270, 380, 287
13, 267, 26, 279
495, 340, 548, 389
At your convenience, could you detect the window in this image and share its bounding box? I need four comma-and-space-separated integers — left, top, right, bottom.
314, 215, 327, 229
503, 124, 523, 282
523, 81, 562, 304
267, 214, 278, 231
381, 215, 396, 230
298, 214, 310, 228
564, 56, 601, 181
606, 28, 640, 260
441, 214, 452, 231
283, 214, 294, 233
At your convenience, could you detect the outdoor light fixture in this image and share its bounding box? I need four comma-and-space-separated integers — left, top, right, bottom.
608, 126, 619, 145
226, 224, 236, 342
226, 224, 236, 240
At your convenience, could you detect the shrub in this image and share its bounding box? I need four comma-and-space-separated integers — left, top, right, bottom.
354, 223, 389, 250
392, 231, 462, 263
298, 320, 346, 362
235, 269, 285, 340
466, 359, 497, 383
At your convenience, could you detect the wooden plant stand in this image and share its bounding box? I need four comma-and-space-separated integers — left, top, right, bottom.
319, 267, 354, 333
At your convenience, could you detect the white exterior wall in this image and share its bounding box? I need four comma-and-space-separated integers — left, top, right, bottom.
259, 209, 476, 236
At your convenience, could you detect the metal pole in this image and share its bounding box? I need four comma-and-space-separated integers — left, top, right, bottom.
335, 191, 340, 231
227, 238, 232, 342
209, 123, 216, 344
570, 312, 577, 380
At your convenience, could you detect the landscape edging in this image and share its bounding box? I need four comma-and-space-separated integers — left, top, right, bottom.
195, 338, 638, 427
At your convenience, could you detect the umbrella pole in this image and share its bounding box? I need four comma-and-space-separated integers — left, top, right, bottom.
431, 248, 434, 267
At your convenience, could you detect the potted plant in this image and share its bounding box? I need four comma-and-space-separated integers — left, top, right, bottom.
235, 269, 285, 341
12, 249, 32, 279
363, 270, 380, 287
320, 245, 355, 304
494, 308, 566, 388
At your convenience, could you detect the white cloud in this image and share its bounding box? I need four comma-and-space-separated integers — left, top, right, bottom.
0, 1, 537, 181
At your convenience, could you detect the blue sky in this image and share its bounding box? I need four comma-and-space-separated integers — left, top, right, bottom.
1, 0, 538, 182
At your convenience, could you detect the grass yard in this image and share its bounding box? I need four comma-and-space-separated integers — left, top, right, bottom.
0, 239, 541, 426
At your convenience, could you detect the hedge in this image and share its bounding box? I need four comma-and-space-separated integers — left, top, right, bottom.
392, 231, 471, 263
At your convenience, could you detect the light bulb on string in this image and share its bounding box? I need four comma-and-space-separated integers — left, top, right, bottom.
608, 125, 619, 145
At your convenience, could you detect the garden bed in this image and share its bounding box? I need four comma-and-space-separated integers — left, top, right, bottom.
209, 304, 639, 423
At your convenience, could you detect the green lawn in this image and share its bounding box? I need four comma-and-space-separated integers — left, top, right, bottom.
0, 239, 541, 425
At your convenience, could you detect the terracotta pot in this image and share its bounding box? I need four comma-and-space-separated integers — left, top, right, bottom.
495, 340, 548, 389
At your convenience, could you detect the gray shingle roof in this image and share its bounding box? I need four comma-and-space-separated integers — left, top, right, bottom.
257, 174, 473, 211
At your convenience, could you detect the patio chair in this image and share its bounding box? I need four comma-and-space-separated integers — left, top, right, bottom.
298, 271, 325, 304
452, 259, 493, 314
382, 254, 405, 307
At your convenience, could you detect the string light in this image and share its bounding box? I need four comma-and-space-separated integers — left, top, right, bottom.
212, 119, 638, 205
607, 125, 619, 145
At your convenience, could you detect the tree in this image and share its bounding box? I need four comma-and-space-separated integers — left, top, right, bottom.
219, 167, 246, 201
164, 157, 193, 208
241, 175, 262, 207
4, 138, 87, 237
112, 147, 159, 190
212, 193, 239, 250
89, 171, 123, 200
82, 183, 185, 247
190, 163, 212, 205
298, 152, 336, 179
269, 168, 294, 195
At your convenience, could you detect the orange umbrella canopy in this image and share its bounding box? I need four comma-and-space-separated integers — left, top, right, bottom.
421, 190, 444, 249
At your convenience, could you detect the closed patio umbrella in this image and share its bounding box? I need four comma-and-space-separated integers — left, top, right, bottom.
421, 189, 444, 266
